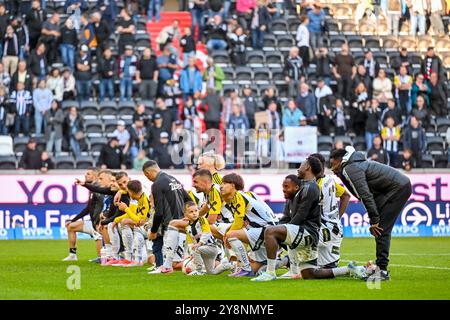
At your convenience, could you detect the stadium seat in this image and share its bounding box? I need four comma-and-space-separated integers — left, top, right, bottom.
253, 68, 271, 84
435, 38, 450, 53
270, 67, 285, 85
0, 155, 16, 169
88, 137, 108, 153
13, 136, 29, 154
276, 35, 294, 50
80, 100, 99, 116
433, 155, 448, 168
104, 119, 119, 134
265, 52, 284, 67
223, 84, 240, 96
55, 155, 75, 169
287, 18, 300, 35
421, 154, 434, 168
373, 52, 389, 67
347, 35, 363, 52
353, 136, 367, 151
246, 51, 265, 67
426, 136, 445, 155
84, 119, 104, 135
334, 135, 353, 147
364, 36, 381, 51
99, 101, 118, 116
382, 36, 399, 51
341, 20, 357, 35
318, 136, 333, 151
139, 100, 155, 111
399, 37, 417, 51
436, 117, 450, 135
417, 36, 435, 53
61, 100, 79, 111
0, 136, 14, 156
235, 67, 253, 84
329, 35, 346, 52
271, 19, 289, 35
222, 67, 235, 81
75, 155, 95, 169
118, 102, 136, 117
212, 50, 230, 65
263, 34, 277, 50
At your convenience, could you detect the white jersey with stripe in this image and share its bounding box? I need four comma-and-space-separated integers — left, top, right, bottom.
317, 175, 343, 226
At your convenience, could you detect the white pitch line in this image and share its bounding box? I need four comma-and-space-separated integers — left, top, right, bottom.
341, 260, 450, 271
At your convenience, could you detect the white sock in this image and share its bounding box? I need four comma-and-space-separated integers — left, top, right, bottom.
105, 244, 112, 258
332, 267, 348, 277
120, 225, 134, 261
228, 238, 251, 271
266, 259, 277, 275
133, 232, 145, 263
163, 226, 179, 269
288, 248, 299, 274
192, 250, 204, 272
108, 223, 120, 259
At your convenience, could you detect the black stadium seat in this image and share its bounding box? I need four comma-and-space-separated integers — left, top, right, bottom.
0, 156, 16, 169
426, 136, 445, 155
265, 52, 284, 67
246, 50, 265, 67
55, 155, 75, 169
75, 155, 95, 169
318, 136, 333, 152
88, 137, 108, 153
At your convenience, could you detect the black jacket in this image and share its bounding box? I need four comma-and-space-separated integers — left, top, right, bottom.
150, 171, 191, 233
27, 50, 48, 77
93, 20, 111, 47
98, 144, 124, 169
339, 150, 411, 225
19, 147, 41, 169
10, 71, 33, 92
97, 56, 116, 79
25, 8, 47, 37
70, 183, 105, 227
279, 180, 321, 243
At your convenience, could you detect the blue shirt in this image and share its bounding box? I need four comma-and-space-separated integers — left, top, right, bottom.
307, 10, 325, 33
157, 55, 176, 81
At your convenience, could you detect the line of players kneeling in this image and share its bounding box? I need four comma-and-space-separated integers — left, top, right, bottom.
64, 153, 373, 282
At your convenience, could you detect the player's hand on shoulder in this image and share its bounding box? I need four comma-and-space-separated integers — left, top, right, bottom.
118, 201, 128, 211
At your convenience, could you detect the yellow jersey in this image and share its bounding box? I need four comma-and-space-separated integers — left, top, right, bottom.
212, 172, 222, 185
114, 192, 150, 224
226, 191, 278, 230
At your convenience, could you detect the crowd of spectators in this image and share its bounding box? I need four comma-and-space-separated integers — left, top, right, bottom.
0, 0, 449, 171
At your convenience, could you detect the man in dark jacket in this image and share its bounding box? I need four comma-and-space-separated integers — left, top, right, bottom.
11, 60, 33, 91
27, 42, 47, 81
330, 147, 412, 280
421, 47, 445, 82
402, 116, 426, 168
242, 84, 258, 128
99, 137, 126, 169
427, 72, 448, 117
18, 138, 41, 169
92, 12, 110, 55
97, 47, 115, 101
25, 0, 47, 49
199, 88, 222, 130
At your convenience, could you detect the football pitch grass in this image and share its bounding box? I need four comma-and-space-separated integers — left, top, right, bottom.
1, 237, 449, 300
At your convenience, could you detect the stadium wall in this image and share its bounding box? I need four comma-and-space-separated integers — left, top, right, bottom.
0, 171, 449, 239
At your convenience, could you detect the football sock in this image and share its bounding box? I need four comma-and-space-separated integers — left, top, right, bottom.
108, 223, 120, 260
69, 248, 77, 254
228, 238, 251, 271
133, 232, 145, 263
332, 267, 348, 277
162, 226, 179, 269
120, 225, 134, 261
105, 244, 112, 258
288, 248, 299, 274
266, 259, 277, 275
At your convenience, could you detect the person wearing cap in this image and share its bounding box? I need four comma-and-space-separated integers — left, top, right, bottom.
98, 137, 126, 170
148, 112, 165, 152
180, 56, 202, 102
112, 120, 131, 156
60, 17, 78, 71
40, 13, 61, 63
153, 131, 174, 169
242, 84, 258, 128
18, 138, 42, 169
119, 45, 138, 101
75, 44, 92, 102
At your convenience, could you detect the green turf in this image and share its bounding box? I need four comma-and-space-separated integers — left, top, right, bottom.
0, 237, 449, 300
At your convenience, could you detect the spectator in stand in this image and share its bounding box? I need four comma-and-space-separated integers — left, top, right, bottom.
315, 78, 334, 135
227, 103, 250, 132
367, 135, 389, 165
40, 13, 61, 63
2, 25, 20, 76
191, 0, 207, 41
59, 18, 78, 71
153, 97, 174, 134
262, 86, 281, 113
228, 26, 247, 66
39, 151, 54, 172
62, 68, 76, 100
428, 72, 448, 117
399, 148, 414, 171
180, 56, 203, 102
162, 78, 182, 121
236, 0, 256, 31
282, 99, 305, 127
428, 0, 445, 36
64, 106, 83, 156
333, 98, 347, 135
33, 79, 53, 136
157, 45, 178, 96
18, 138, 41, 169
117, 8, 135, 55
296, 82, 316, 125
45, 99, 64, 154
25, 0, 47, 50
156, 20, 182, 52
75, 44, 92, 102
97, 47, 116, 102
354, 64, 373, 99
408, 0, 427, 36
133, 149, 150, 171
203, 57, 225, 93
65, 0, 88, 30
129, 118, 148, 161
296, 16, 310, 68
180, 27, 196, 67
180, 96, 198, 131
92, 12, 110, 56
209, 0, 224, 17
136, 47, 159, 101
148, 113, 165, 151
381, 98, 402, 126
205, 15, 228, 52
394, 65, 413, 116
284, 46, 304, 98
11, 60, 33, 92
333, 44, 356, 103
27, 42, 47, 81
364, 98, 382, 150
80, 13, 96, 49
97, 0, 118, 31
350, 82, 369, 137
251, 0, 271, 50
372, 69, 393, 108
0, 4, 7, 60
0, 86, 9, 135
391, 47, 413, 74
362, 50, 379, 80
112, 120, 130, 156
0, 63, 10, 90
133, 103, 151, 127
148, 0, 162, 23
266, 101, 281, 130
403, 115, 426, 168
99, 137, 126, 169
314, 47, 332, 86
223, 89, 243, 124
411, 94, 430, 129
11, 17, 29, 60
411, 73, 430, 107
118, 45, 138, 102
307, 3, 325, 49
199, 87, 222, 130
381, 115, 401, 167
242, 84, 258, 128
385, 0, 402, 36
46, 69, 63, 103
10, 81, 32, 136
153, 131, 174, 169
421, 47, 444, 82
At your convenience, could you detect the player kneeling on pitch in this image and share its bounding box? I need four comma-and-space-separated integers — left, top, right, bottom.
252, 156, 366, 282
166, 201, 231, 275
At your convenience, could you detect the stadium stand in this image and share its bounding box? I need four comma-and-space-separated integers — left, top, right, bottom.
0, 0, 448, 171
